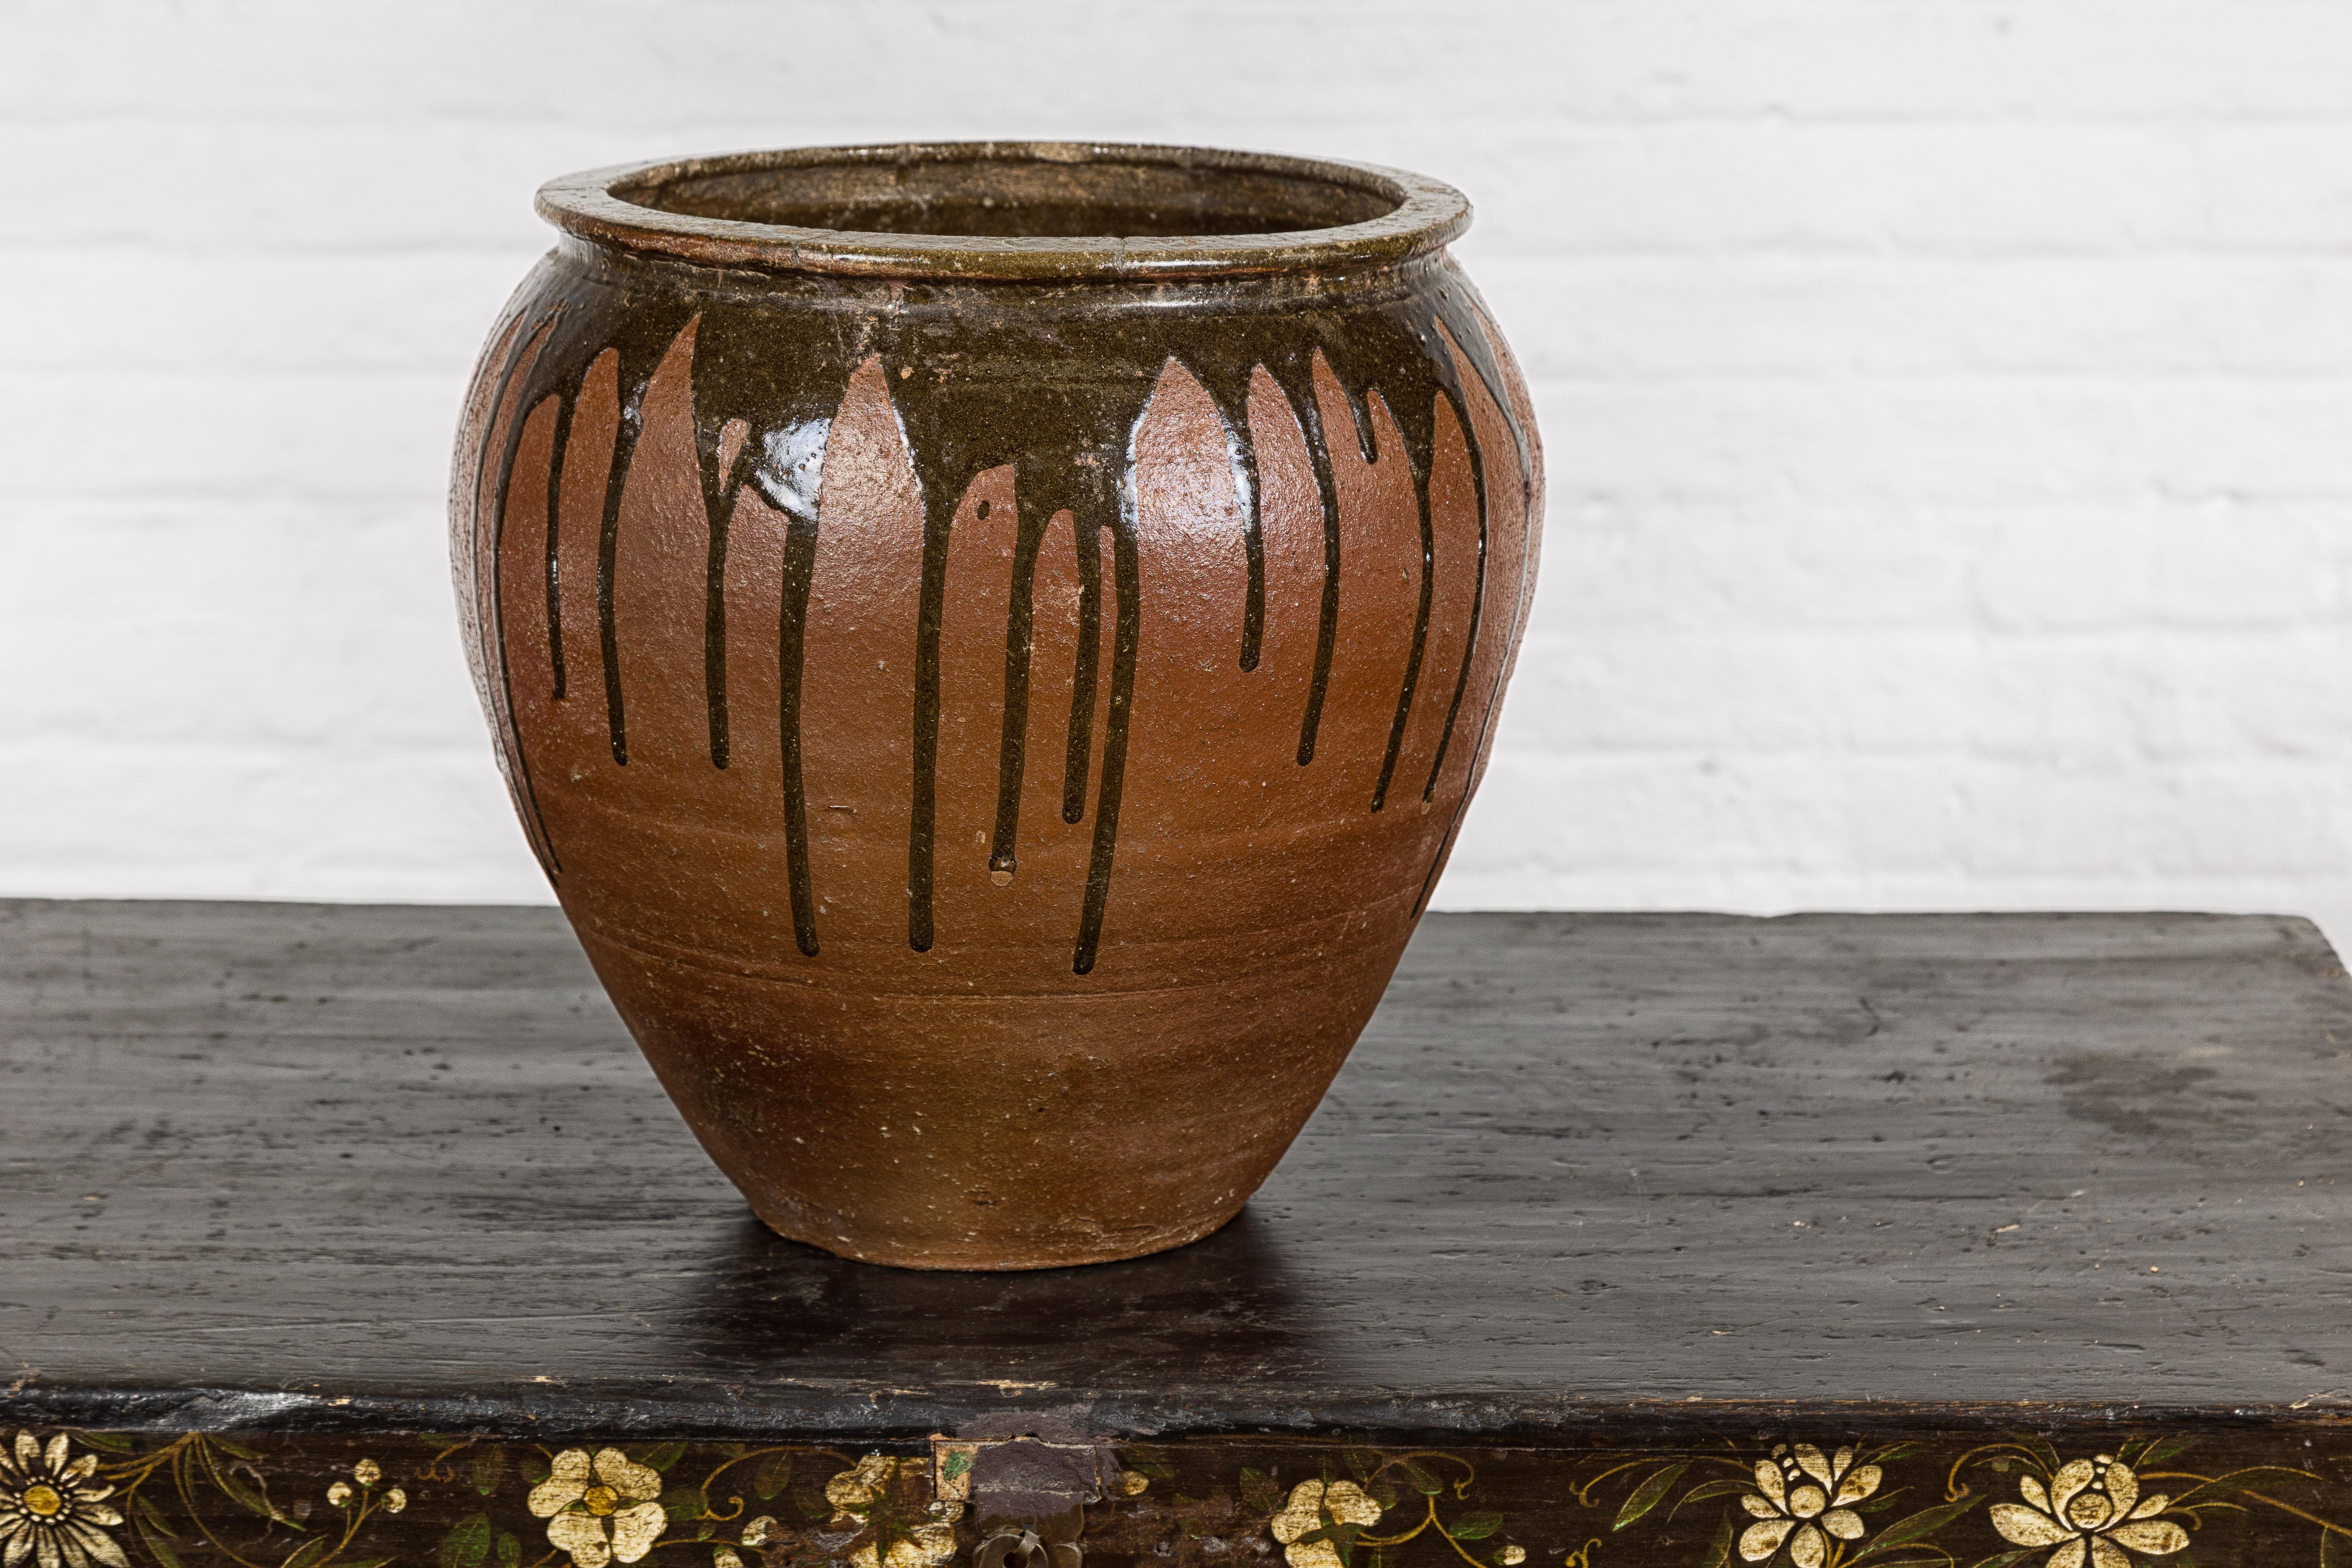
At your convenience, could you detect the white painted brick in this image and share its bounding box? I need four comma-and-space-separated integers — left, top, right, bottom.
21, 119, 2352, 262
1, 370, 458, 500
0, 252, 533, 372
12, 3, 2352, 130
0, 503, 479, 749
1491, 256, 2352, 380
1537, 376, 2352, 505
4, 0, 2352, 957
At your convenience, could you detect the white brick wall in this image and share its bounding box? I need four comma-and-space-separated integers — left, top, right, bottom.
6, 0, 2351, 946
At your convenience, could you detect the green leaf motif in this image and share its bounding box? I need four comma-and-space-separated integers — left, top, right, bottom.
1451, 1512, 1505, 1541
439, 1513, 494, 1568
2324, 1527, 2347, 1568
1614, 1462, 1690, 1531
639, 1444, 687, 1474
1698, 1515, 1736, 1568
1851, 1498, 1975, 1560
280, 1540, 332, 1568
496, 1533, 522, 1568
521, 1455, 552, 1487
1121, 1449, 1177, 1482
132, 1493, 178, 1540
1239, 1469, 1282, 1514
208, 1438, 262, 1462
663, 1486, 710, 1525
2170, 1467, 2318, 1509
472, 1446, 508, 1498
1400, 1460, 1443, 1497
2012, 1435, 2062, 1474
1960, 1552, 2035, 1568
138, 1521, 187, 1568
71, 1432, 137, 1453
212, 1465, 296, 1528
755, 1452, 796, 1501
789, 1485, 831, 1522
1672, 1479, 1755, 1515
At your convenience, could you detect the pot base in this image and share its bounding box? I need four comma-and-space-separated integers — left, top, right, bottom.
748, 1199, 1245, 1272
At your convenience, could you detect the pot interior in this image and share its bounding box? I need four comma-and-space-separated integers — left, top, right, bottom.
614, 147, 1402, 239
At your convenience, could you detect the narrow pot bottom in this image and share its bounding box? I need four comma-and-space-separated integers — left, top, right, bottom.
746, 1196, 1246, 1272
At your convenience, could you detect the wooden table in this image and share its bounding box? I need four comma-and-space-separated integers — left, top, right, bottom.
3, 902, 2347, 1568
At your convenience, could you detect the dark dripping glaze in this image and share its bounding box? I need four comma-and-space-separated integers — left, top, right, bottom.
466, 240, 1534, 975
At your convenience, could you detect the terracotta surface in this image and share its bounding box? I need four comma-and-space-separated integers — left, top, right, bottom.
450, 143, 1544, 1269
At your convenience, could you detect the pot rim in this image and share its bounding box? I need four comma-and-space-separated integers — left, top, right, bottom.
535, 141, 1473, 283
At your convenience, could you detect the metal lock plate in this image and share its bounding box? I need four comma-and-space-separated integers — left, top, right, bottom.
932, 1437, 1122, 1568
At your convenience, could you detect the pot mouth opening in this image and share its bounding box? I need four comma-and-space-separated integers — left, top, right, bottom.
536, 142, 1472, 282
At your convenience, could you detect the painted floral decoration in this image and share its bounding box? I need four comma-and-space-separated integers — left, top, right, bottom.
1271, 1479, 1383, 1568
824, 1457, 952, 1568
1739, 1443, 1881, 1567
824, 1457, 902, 1519
1990, 1455, 2188, 1568
847, 1531, 956, 1568
0, 1432, 126, 1568
528, 1449, 667, 1568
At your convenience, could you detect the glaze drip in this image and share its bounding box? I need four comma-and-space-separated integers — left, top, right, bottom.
475, 265, 1530, 971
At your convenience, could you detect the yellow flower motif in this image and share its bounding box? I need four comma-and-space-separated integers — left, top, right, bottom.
0, 1431, 127, 1568
824, 1457, 903, 1520
1270, 1479, 1382, 1568
529, 1449, 668, 1568
1991, 1456, 2189, 1568
846, 1525, 955, 1568
818, 1459, 949, 1568
1740, 1444, 1881, 1568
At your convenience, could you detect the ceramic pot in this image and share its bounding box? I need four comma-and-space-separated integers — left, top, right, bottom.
451, 143, 1543, 1269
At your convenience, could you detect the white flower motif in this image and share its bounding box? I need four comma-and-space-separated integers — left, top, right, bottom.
327, 1482, 353, 1507
740, 1517, 777, 1548
1991, 1456, 2189, 1568
383, 1489, 406, 1515
352, 1460, 381, 1488
528, 1449, 668, 1568
1270, 1480, 1383, 1568
1740, 1444, 1881, 1568
0, 1431, 128, 1568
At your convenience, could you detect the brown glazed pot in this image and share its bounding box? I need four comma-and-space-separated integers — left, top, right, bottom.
451, 143, 1543, 1269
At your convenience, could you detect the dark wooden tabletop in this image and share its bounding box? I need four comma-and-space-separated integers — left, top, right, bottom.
1, 900, 2346, 1440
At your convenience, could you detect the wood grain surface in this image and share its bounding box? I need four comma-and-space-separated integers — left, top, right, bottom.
1, 901, 2347, 1440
